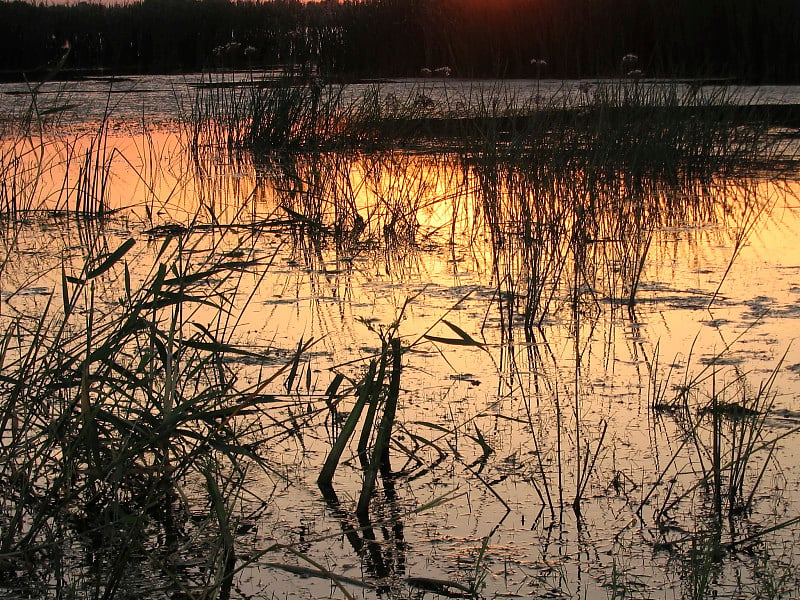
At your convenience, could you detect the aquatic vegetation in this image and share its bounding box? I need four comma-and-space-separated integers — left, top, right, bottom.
0, 221, 303, 596
648, 353, 791, 521
0, 103, 118, 218
2, 72, 800, 600
191, 74, 795, 191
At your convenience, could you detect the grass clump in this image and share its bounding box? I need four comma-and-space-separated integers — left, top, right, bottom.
462, 80, 793, 181
1, 120, 119, 218
0, 226, 295, 597
192, 75, 796, 180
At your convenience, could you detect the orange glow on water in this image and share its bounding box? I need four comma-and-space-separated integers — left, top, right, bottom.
5, 119, 800, 600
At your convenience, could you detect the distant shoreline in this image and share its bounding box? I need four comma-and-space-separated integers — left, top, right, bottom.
0, 68, 742, 87
3, 0, 800, 85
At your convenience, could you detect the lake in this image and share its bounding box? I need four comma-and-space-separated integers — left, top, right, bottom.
2, 74, 800, 599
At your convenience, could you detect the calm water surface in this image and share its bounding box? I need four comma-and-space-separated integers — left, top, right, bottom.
4, 73, 800, 124
3, 76, 800, 599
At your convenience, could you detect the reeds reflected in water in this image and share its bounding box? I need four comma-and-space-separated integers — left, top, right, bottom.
1, 76, 800, 599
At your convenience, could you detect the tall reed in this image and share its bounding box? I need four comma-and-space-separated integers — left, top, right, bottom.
0, 221, 300, 596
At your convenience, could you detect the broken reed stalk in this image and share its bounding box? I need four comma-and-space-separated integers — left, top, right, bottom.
357, 337, 402, 520
357, 350, 389, 469
317, 360, 377, 489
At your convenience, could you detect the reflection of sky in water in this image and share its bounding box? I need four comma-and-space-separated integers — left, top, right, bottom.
4, 133, 800, 404
5, 135, 800, 418
3, 121, 800, 598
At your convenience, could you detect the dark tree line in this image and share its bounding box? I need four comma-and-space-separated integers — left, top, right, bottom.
1, 0, 799, 83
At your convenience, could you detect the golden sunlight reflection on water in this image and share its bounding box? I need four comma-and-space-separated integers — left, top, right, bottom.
4, 126, 800, 599
5, 129, 800, 399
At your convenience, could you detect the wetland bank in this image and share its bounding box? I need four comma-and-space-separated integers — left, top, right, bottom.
3, 72, 800, 600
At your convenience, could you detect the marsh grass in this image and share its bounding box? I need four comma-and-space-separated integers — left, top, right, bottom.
660, 360, 786, 520
2, 68, 799, 599
0, 216, 306, 596
191, 73, 340, 151
634, 346, 800, 597
66, 121, 117, 216
185, 75, 794, 552
248, 149, 461, 267
193, 75, 796, 176
0, 80, 130, 220
0, 125, 52, 216
316, 310, 406, 523
1, 123, 119, 218
238, 139, 776, 339
187, 75, 788, 329
467, 162, 771, 342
